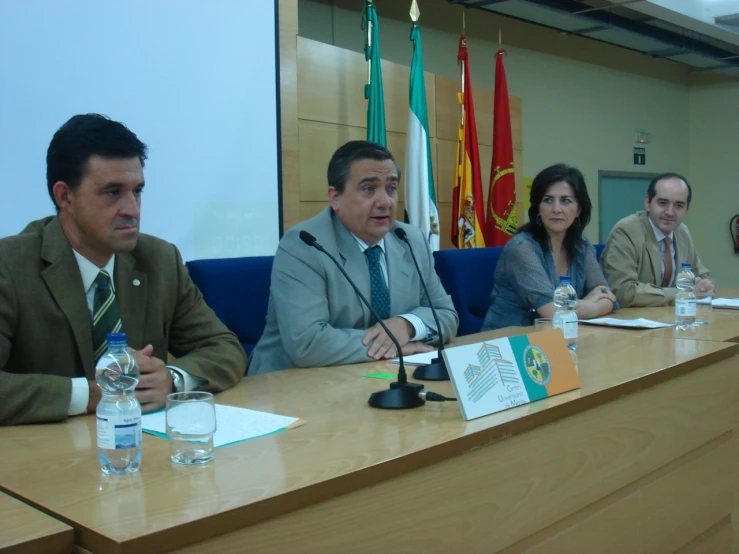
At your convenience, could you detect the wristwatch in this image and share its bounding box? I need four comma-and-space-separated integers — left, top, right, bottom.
167, 366, 185, 393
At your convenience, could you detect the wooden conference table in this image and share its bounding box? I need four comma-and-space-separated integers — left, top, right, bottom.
0, 491, 73, 554
578, 289, 739, 343
1, 307, 738, 553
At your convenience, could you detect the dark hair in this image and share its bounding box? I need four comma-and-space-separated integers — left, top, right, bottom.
327, 140, 401, 192
518, 163, 592, 262
46, 114, 148, 209
646, 172, 692, 206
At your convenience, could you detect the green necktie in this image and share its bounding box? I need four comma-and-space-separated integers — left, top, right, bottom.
92, 270, 122, 361
364, 246, 391, 323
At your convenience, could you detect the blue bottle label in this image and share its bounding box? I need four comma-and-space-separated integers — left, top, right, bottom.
97, 414, 142, 450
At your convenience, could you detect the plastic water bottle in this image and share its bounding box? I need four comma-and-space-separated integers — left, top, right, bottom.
675, 263, 696, 329
96, 333, 142, 474
553, 276, 578, 352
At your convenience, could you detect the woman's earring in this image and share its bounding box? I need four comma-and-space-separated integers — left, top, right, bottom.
536, 214, 543, 226
574, 217, 581, 228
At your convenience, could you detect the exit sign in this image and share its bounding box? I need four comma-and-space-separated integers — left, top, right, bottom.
633, 147, 646, 165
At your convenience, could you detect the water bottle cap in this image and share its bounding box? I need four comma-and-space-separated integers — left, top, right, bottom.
106, 332, 128, 346
559, 276, 572, 284
681, 263, 691, 269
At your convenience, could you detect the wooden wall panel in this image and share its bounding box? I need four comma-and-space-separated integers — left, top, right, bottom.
298, 122, 365, 201
518, 438, 733, 553
297, 38, 435, 136
436, 202, 453, 250
676, 517, 732, 554
279, 0, 300, 231
293, 37, 522, 244
298, 121, 408, 200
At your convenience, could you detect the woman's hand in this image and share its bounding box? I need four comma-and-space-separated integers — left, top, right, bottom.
582, 286, 616, 304
576, 287, 616, 319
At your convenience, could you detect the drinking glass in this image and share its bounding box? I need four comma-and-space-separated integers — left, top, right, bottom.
694, 295, 712, 326
166, 392, 216, 464
534, 318, 554, 332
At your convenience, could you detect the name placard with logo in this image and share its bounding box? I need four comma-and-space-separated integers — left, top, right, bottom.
442, 329, 580, 421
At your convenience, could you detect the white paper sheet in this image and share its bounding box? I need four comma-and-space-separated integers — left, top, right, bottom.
712, 298, 739, 310
142, 404, 304, 447
580, 317, 674, 329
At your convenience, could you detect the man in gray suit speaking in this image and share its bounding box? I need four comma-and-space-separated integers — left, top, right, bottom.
249, 141, 458, 374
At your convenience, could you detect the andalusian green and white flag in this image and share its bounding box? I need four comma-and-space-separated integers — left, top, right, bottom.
363, 0, 386, 146
404, 19, 439, 250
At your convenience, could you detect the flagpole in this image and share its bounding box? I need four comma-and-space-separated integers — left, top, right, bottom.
460, 13, 466, 123
363, 0, 387, 146
366, 2, 373, 90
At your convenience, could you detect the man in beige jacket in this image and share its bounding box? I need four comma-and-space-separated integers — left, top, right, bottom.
600, 173, 714, 308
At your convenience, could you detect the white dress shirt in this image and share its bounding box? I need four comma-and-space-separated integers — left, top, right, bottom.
647, 218, 676, 287
351, 235, 430, 341
68, 251, 197, 416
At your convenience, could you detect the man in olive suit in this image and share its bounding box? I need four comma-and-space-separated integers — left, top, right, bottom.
0, 114, 246, 425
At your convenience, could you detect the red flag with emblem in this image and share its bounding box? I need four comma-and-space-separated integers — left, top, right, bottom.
486, 49, 516, 246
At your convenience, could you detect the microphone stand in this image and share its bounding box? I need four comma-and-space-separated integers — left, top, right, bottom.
394, 228, 450, 381
299, 231, 425, 409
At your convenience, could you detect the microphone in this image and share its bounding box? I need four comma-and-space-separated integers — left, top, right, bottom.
298, 230, 425, 409
393, 228, 450, 381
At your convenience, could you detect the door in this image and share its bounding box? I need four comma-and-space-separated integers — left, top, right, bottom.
598, 172, 657, 243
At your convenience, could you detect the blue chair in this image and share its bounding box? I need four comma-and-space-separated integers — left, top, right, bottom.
185, 256, 274, 363
433, 247, 504, 337
593, 243, 606, 261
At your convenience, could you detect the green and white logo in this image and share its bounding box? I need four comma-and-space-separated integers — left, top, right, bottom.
523, 345, 551, 386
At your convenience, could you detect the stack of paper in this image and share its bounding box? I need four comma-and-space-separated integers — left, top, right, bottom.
142, 405, 305, 447
579, 317, 674, 329
712, 298, 739, 310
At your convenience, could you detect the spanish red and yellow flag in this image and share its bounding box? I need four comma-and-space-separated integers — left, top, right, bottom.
451, 35, 486, 249
486, 49, 516, 246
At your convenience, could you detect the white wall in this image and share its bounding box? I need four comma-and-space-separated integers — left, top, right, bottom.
0, 0, 280, 260
688, 81, 739, 287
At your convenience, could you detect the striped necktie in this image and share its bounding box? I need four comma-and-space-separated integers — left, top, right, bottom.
92, 270, 122, 361
364, 246, 391, 323
661, 237, 673, 287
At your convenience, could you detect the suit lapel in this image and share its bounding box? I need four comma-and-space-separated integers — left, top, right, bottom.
40, 218, 95, 377
640, 213, 663, 285
114, 253, 147, 350
332, 214, 372, 324
386, 227, 414, 313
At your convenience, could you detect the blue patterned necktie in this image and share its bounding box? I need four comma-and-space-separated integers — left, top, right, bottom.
92, 270, 122, 361
364, 245, 391, 323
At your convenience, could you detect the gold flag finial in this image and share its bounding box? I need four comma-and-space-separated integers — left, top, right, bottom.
410, 0, 420, 22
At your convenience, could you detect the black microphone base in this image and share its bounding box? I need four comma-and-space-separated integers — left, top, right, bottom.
368, 381, 425, 410
412, 357, 450, 381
